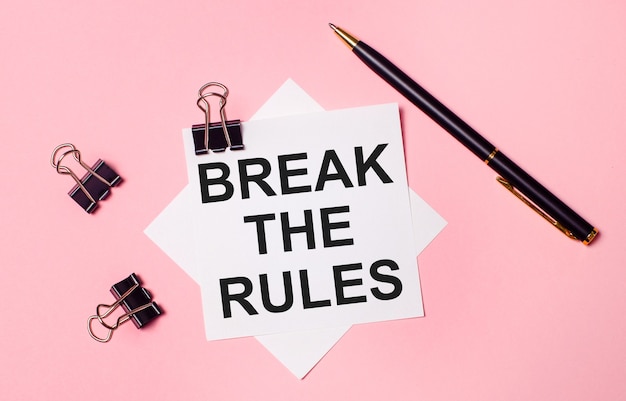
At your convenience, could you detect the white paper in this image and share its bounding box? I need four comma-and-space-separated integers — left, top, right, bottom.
184, 103, 422, 339
145, 79, 446, 378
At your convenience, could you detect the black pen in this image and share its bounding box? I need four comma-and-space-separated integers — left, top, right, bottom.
329, 23, 598, 245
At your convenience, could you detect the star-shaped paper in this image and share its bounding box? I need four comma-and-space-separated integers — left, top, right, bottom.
145, 79, 446, 378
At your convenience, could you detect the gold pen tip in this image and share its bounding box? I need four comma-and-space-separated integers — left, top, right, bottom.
328, 23, 359, 49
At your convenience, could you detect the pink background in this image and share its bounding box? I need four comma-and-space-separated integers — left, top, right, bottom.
1, 1, 625, 400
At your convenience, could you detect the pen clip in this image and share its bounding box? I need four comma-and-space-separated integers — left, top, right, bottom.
496, 177, 578, 241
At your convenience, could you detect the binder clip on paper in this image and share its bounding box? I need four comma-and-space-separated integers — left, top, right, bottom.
191, 82, 244, 154
50, 143, 121, 213
88, 273, 162, 343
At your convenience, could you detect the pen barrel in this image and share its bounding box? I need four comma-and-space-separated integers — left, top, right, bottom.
489, 151, 594, 241
353, 42, 496, 160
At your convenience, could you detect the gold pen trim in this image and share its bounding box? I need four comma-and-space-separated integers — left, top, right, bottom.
484, 148, 498, 164
583, 227, 599, 245
496, 176, 579, 242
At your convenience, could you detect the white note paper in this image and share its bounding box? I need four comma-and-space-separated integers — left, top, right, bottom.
145, 79, 446, 378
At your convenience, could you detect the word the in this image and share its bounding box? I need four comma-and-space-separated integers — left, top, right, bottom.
244, 206, 353, 254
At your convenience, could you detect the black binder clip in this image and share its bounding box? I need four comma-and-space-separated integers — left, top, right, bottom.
88, 273, 162, 343
191, 82, 244, 154
51, 143, 122, 213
